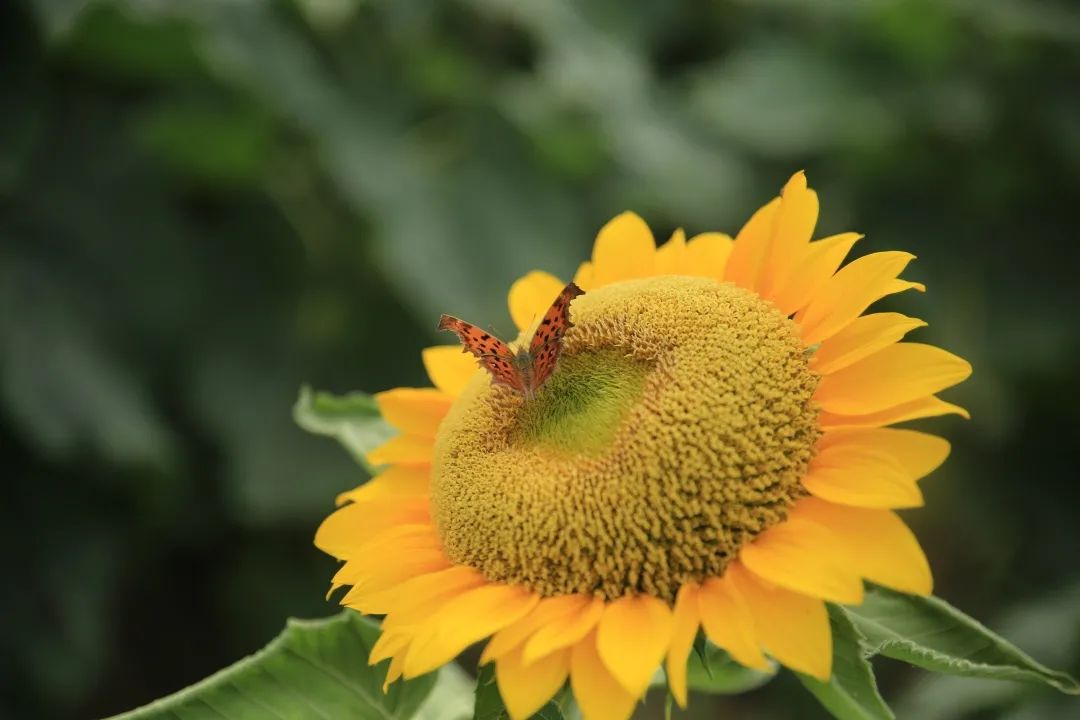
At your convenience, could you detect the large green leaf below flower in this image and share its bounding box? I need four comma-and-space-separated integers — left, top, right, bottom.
801, 586, 1080, 720
104, 612, 460, 720
843, 585, 1080, 695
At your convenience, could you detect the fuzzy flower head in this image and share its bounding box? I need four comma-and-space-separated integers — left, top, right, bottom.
316, 172, 971, 720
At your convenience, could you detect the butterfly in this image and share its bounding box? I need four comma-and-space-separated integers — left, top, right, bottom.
438, 282, 584, 400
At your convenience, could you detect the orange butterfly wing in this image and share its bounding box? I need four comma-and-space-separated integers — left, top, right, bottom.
527, 282, 584, 391
437, 315, 526, 394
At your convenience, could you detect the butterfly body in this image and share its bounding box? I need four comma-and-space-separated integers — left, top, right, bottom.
438, 282, 584, 400
505, 348, 539, 401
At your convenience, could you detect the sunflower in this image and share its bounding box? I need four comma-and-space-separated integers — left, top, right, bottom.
315, 172, 971, 720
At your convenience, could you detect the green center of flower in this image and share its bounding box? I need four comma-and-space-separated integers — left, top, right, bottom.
431, 276, 820, 602
516, 351, 649, 455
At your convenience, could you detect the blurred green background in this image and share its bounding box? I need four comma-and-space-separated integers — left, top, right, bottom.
3, 0, 1079, 718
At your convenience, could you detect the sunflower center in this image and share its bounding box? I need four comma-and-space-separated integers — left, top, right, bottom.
431, 276, 820, 602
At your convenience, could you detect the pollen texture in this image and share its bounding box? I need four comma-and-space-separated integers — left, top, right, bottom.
431, 276, 820, 602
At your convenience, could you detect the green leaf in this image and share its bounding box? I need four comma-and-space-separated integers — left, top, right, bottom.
843, 586, 1080, 695
134, 97, 276, 186
0, 274, 174, 467
685, 640, 777, 695
105, 611, 439, 720
293, 385, 395, 473
895, 583, 1080, 720
416, 663, 475, 720
59, 3, 205, 81
473, 664, 566, 720
799, 606, 895, 720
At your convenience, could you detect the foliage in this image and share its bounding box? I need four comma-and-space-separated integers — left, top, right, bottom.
684, 639, 777, 695
104, 612, 440, 720
293, 386, 395, 473
844, 586, 1079, 694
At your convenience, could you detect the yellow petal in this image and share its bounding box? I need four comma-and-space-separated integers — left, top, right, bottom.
596, 595, 674, 696
341, 550, 450, 607
366, 435, 433, 466
724, 196, 780, 291
329, 558, 367, 590
351, 565, 486, 616
798, 251, 918, 345
770, 233, 862, 316
523, 596, 605, 664
740, 517, 865, 603
378, 568, 489, 633
887, 278, 926, 294
728, 563, 832, 680
347, 548, 453, 613
573, 261, 596, 291
818, 428, 950, 481
375, 388, 452, 438
497, 645, 571, 720
340, 531, 448, 598
314, 497, 429, 558
798, 498, 932, 595
666, 584, 700, 709
759, 171, 819, 299
508, 271, 566, 333
375, 580, 492, 656
423, 345, 478, 397
481, 594, 590, 664
383, 652, 406, 691
347, 523, 440, 565
655, 228, 687, 275
697, 576, 770, 671
335, 464, 429, 506
684, 232, 734, 279
404, 585, 539, 678
592, 212, 656, 287
812, 313, 928, 375
377, 646, 411, 692
370, 628, 411, 665
815, 343, 972, 416
820, 394, 970, 429
570, 631, 638, 720
802, 443, 923, 509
